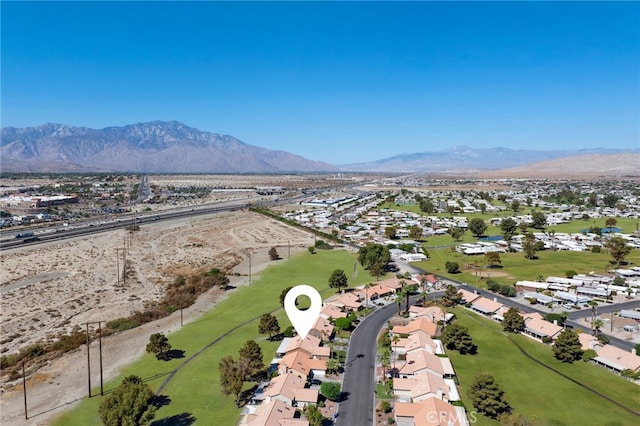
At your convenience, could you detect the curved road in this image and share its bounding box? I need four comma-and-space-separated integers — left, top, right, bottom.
337, 295, 427, 426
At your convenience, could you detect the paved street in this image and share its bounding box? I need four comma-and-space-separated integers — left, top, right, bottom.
336, 300, 396, 426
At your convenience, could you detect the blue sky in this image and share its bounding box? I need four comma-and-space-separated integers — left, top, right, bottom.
2, 1, 638, 164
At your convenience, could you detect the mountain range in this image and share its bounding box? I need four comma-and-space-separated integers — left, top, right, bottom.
1, 121, 638, 175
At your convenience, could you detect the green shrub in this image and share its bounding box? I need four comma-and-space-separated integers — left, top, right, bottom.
565, 270, 577, 278
106, 317, 141, 332
0, 354, 18, 370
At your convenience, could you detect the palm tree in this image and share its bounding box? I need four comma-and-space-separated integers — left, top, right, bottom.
364, 282, 372, 308
592, 319, 604, 337
395, 293, 403, 315
391, 334, 400, 375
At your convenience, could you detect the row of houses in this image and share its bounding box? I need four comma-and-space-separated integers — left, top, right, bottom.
241, 305, 348, 425
457, 289, 640, 375
386, 306, 469, 426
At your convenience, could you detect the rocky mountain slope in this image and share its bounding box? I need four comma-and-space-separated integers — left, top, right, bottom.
1, 121, 337, 173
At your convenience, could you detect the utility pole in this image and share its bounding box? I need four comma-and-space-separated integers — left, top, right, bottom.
85, 321, 104, 397
98, 321, 104, 396
86, 323, 91, 397
22, 362, 27, 420
115, 248, 125, 284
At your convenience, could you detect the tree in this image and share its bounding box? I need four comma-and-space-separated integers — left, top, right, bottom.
448, 227, 465, 242
587, 192, 598, 207
384, 226, 397, 239
146, 333, 171, 360
334, 317, 352, 331
409, 225, 423, 240
370, 262, 385, 280
502, 307, 525, 333
304, 404, 326, 426
268, 246, 279, 260
99, 375, 155, 426
531, 211, 546, 229
500, 218, 518, 249
441, 284, 462, 307
552, 329, 583, 363
308, 246, 316, 254
280, 286, 293, 307
442, 323, 477, 354
238, 340, 264, 380
468, 374, 509, 418
602, 194, 619, 208
605, 236, 631, 267
592, 319, 604, 337
523, 232, 542, 260
468, 218, 488, 237
445, 261, 460, 274
419, 198, 435, 213
399, 283, 412, 314
320, 381, 342, 401
326, 358, 340, 375
358, 243, 391, 270
604, 217, 617, 229
485, 251, 501, 268
219, 356, 244, 407
328, 269, 348, 292
511, 200, 521, 212
258, 313, 280, 340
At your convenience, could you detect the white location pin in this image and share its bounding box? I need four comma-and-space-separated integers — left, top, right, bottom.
284, 285, 322, 339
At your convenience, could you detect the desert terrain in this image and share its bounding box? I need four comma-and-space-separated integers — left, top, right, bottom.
0, 209, 316, 424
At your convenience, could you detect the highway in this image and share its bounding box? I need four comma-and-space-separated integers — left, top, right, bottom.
0, 195, 285, 251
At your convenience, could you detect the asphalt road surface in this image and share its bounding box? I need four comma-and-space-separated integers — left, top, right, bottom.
336, 300, 397, 426
337, 294, 433, 426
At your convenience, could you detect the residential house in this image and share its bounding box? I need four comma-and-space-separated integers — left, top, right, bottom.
457, 289, 481, 304
392, 318, 438, 338
283, 334, 330, 360
394, 398, 468, 426
393, 374, 452, 403
408, 305, 452, 323
522, 313, 563, 342
244, 400, 309, 426
593, 345, 640, 373
392, 333, 442, 356
396, 349, 455, 379
469, 296, 504, 317
278, 350, 328, 379
262, 372, 319, 409
325, 292, 362, 312
320, 304, 347, 320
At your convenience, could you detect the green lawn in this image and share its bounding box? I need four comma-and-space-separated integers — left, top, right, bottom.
448, 308, 640, 426
52, 249, 379, 425
418, 248, 629, 288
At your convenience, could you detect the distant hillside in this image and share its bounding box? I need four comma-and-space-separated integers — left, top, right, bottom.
340, 146, 639, 173
473, 153, 640, 178
0, 121, 337, 173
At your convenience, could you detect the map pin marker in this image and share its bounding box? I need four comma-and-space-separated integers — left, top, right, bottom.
284, 285, 322, 339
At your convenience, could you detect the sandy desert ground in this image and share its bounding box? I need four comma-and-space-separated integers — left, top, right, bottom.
0, 209, 316, 424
